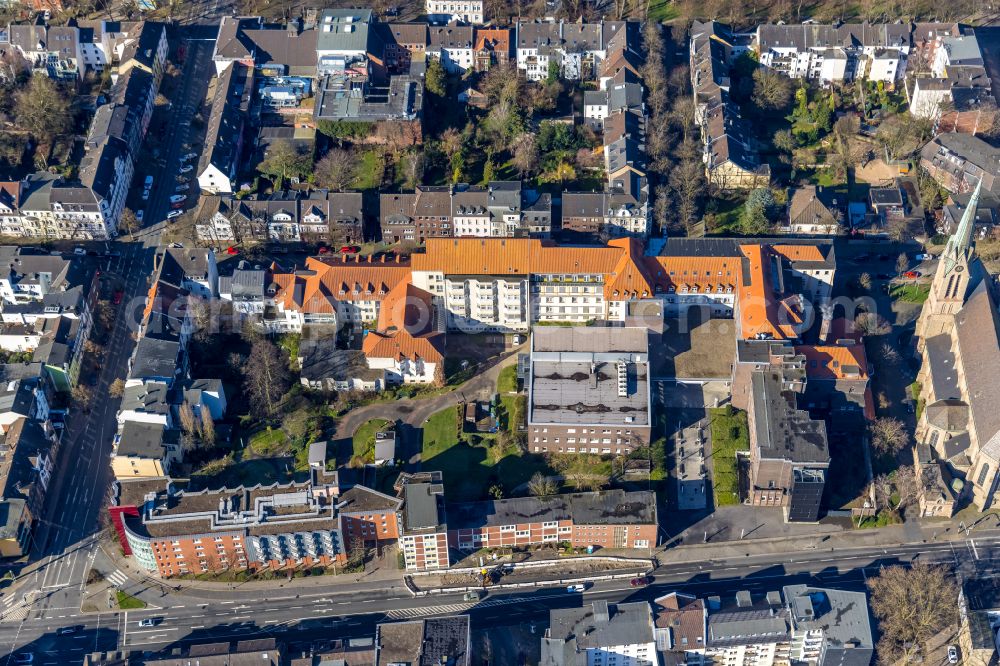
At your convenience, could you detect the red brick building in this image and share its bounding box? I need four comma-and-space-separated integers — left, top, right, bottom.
446, 489, 657, 553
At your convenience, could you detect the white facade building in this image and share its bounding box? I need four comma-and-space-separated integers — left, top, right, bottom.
425, 0, 484, 24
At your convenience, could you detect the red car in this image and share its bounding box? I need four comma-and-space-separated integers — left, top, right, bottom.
630, 576, 652, 587
113, 290, 124, 305
226, 246, 239, 255
340, 246, 359, 254
318, 246, 330, 255
903, 271, 921, 279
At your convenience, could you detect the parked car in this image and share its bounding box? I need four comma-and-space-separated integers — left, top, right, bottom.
73, 247, 86, 255
915, 253, 931, 261
13, 653, 32, 664
226, 246, 239, 255
630, 576, 652, 587
141, 188, 151, 201
340, 245, 359, 253
178, 165, 194, 174
166, 210, 182, 220
136, 210, 144, 223
565, 584, 586, 593
318, 246, 330, 254
169, 194, 187, 204
143, 175, 154, 188
113, 290, 124, 305
180, 153, 198, 162
947, 645, 959, 664
903, 271, 921, 279
175, 184, 189, 192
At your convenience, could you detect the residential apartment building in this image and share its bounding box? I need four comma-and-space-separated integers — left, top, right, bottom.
427, 25, 474, 73
380, 182, 552, 243
426, 0, 483, 25
515, 20, 638, 82
398, 478, 449, 571
919, 132, 1000, 194
754, 23, 910, 84
111, 421, 181, 480
197, 191, 364, 245
543, 601, 657, 666
198, 63, 254, 195
690, 21, 770, 191
110, 475, 344, 577
527, 327, 652, 454
336, 484, 403, 546
447, 489, 657, 553
0, 417, 59, 558
653, 587, 874, 666
908, 25, 997, 133
375, 616, 470, 666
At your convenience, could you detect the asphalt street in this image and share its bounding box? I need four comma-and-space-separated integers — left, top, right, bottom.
5, 533, 1000, 663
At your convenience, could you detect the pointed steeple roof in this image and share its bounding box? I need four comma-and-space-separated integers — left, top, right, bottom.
943, 177, 982, 276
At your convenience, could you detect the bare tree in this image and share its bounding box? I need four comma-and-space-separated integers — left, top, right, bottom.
244, 337, 290, 419
314, 149, 356, 191
856, 272, 872, 291
751, 68, 793, 111
14, 76, 71, 146
179, 402, 198, 439
879, 342, 901, 366
855, 311, 891, 336
511, 133, 540, 178
527, 472, 558, 497
896, 253, 909, 275
868, 562, 956, 664
200, 408, 216, 446
119, 209, 139, 239
870, 417, 908, 456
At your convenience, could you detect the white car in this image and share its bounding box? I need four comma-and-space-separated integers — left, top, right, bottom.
143, 175, 154, 188
565, 584, 586, 593
166, 210, 182, 220
73, 247, 86, 255
947, 645, 959, 664
169, 194, 187, 204
178, 165, 194, 174
136, 210, 144, 223
175, 184, 189, 192
181, 153, 198, 162
141, 188, 151, 201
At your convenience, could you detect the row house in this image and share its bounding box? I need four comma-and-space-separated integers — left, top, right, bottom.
198, 63, 254, 195
196, 191, 364, 245
447, 489, 657, 553
425, 0, 484, 25
427, 25, 475, 73
754, 22, 910, 85
919, 132, 1000, 194
0, 417, 60, 558
380, 182, 552, 243
690, 21, 770, 191
515, 20, 639, 82
561, 183, 650, 241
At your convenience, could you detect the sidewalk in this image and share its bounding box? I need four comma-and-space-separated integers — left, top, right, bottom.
99, 539, 410, 601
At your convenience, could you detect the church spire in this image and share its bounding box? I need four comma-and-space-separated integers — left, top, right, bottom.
943, 177, 982, 275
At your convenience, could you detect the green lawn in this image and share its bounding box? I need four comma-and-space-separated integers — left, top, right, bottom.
353, 150, 384, 190
352, 418, 392, 463
499, 395, 526, 433
708, 406, 750, 507
421, 406, 553, 501
116, 590, 146, 610
647, 0, 680, 21
248, 428, 289, 457
497, 365, 518, 394
890, 283, 930, 304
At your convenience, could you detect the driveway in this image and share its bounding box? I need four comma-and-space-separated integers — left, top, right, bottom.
332, 348, 523, 443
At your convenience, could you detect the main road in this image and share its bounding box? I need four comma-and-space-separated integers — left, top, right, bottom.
4, 532, 1000, 664
0, 27, 219, 665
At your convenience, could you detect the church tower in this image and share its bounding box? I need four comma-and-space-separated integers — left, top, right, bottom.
915, 179, 983, 348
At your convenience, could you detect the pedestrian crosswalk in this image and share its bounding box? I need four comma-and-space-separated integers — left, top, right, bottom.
106, 570, 129, 588
386, 594, 550, 619
0, 594, 28, 623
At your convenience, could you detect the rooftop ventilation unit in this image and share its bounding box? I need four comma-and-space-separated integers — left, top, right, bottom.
617, 361, 628, 397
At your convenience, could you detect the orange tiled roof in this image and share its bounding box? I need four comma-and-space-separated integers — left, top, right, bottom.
474, 27, 510, 52
271, 256, 411, 313
363, 278, 443, 363
362, 330, 444, 363
771, 244, 825, 263
411, 238, 623, 277
795, 344, 869, 381
738, 245, 799, 340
